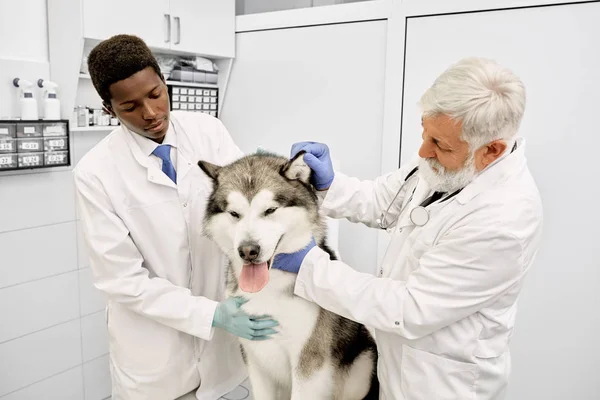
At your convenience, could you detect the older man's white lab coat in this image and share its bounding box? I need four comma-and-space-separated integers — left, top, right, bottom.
294, 138, 543, 399
74, 111, 247, 400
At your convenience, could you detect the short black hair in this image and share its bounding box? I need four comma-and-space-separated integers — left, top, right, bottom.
87, 34, 163, 104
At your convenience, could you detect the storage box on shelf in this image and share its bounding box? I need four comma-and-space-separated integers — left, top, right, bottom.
0, 120, 70, 172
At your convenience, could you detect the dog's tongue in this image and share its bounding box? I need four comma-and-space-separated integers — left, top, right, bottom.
239, 262, 269, 293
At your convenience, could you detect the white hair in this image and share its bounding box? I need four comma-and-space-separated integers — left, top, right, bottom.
419, 57, 526, 150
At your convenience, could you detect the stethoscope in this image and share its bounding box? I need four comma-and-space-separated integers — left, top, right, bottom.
376, 166, 463, 230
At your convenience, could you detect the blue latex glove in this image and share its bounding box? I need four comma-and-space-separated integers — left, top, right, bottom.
271, 237, 317, 274
290, 142, 335, 190
212, 296, 278, 340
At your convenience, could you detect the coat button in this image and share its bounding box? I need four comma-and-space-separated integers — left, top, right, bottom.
394, 321, 400, 326
398, 228, 403, 233
183, 203, 188, 207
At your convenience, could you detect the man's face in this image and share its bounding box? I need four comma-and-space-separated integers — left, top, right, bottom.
417, 114, 477, 193
107, 67, 170, 143
417, 114, 508, 192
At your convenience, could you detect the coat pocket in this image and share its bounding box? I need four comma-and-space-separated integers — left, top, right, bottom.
401, 345, 478, 400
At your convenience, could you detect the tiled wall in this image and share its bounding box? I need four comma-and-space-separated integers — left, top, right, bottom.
0, 130, 111, 400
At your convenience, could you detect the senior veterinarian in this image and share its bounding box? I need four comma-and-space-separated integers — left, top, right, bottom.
271, 57, 543, 399
73, 35, 277, 400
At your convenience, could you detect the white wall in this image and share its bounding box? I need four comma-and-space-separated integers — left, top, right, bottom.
0, 2, 111, 399
221, 19, 388, 274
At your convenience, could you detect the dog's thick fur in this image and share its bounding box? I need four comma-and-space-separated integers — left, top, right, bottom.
198, 151, 379, 399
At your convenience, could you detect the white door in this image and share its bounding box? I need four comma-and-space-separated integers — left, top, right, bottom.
396, 2, 600, 399
169, 0, 235, 57
82, 0, 171, 50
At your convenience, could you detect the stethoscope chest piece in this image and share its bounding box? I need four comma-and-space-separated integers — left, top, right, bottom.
409, 206, 430, 227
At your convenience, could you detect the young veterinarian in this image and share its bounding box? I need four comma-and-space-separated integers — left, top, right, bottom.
73, 34, 277, 400
271, 57, 543, 399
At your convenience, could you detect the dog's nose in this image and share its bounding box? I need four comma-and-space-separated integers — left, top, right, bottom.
238, 242, 260, 262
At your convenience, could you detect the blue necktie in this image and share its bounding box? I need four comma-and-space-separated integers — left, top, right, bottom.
152, 144, 177, 184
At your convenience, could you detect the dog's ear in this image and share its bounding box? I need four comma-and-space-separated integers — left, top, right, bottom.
281, 150, 311, 184
197, 160, 221, 180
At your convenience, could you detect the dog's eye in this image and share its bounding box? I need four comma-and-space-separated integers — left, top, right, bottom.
264, 207, 278, 216
229, 211, 240, 219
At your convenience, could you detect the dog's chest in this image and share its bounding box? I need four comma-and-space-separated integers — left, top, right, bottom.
233, 272, 322, 364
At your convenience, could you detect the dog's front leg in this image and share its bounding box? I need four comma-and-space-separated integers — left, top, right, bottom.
247, 359, 279, 400
290, 364, 334, 400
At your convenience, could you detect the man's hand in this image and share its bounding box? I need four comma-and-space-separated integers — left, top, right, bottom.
271, 237, 317, 274
290, 142, 334, 190
212, 297, 278, 340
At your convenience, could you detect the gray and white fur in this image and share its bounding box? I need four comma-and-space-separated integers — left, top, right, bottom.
198, 151, 379, 400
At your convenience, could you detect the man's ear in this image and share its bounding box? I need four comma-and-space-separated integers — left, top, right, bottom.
197, 160, 222, 180
281, 150, 311, 184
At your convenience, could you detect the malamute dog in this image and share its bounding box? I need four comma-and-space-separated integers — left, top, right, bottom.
197, 151, 379, 399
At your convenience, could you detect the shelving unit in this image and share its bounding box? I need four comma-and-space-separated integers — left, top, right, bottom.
47, 0, 236, 122
70, 126, 116, 132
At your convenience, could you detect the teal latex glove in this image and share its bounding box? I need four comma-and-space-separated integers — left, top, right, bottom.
212, 296, 278, 341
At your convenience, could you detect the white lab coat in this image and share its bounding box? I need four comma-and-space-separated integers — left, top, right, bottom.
73, 111, 247, 400
294, 138, 543, 399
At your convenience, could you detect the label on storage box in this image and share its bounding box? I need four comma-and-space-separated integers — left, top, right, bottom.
45, 126, 63, 134
24, 127, 36, 134
22, 142, 39, 150
48, 139, 65, 148
0, 155, 13, 165
22, 155, 40, 164
0, 142, 13, 151
0, 128, 8, 135
45, 152, 68, 165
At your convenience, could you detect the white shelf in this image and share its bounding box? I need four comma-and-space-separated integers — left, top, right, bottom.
71, 126, 116, 132
166, 80, 218, 88
79, 73, 218, 89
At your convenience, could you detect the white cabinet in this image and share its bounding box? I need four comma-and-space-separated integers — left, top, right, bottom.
81, 0, 234, 58
169, 0, 235, 57
82, 0, 170, 50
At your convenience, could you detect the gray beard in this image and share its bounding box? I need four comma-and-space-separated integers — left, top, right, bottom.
418, 153, 477, 193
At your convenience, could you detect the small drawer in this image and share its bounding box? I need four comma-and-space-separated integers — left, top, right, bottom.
210, 104, 217, 110
44, 151, 69, 166
172, 87, 180, 94
17, 138, 44, 153
44, 136, 68, 151
181, 103, 188, 110
210, 90, 217, 96
16, 123, 42, 137
195, 89, 203, 95
42, 122, 68, 137
195, 96, 203, 103
173, 103, 180, 109
0, 153, 18, 169
0, 123, 17, 138
18, 152, 44, 167
0, 138, 16, 154
203, 90, 210, 96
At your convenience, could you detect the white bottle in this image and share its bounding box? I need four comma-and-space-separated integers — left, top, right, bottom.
13, 78, 38, 120
38, 79, 61, 120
